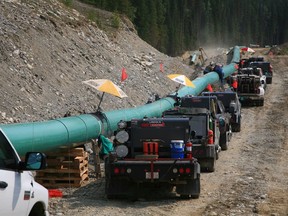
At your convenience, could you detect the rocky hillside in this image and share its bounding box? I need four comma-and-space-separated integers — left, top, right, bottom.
1, 0, 213, 124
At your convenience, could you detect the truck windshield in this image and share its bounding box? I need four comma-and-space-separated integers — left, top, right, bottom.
0, 130, 18, 169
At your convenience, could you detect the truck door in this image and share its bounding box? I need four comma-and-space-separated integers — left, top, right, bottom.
0, 131, 31, 216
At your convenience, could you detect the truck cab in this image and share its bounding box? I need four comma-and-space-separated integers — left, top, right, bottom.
163, 107, 220, 172
202, 91, 242, 132
249, 61, 273, 84
105, 118, 201, 199
0, 128, 49, 216
180, 95, 232, 151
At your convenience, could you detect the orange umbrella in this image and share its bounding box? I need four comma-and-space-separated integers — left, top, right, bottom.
83, 79, 128, 111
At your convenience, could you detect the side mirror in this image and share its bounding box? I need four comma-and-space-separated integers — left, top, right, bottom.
19, 152, 47, 170
190, 130, 196, 139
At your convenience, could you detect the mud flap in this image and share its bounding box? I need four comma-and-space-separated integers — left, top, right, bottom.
176, 177, 200, 199
105, 176, 136, 198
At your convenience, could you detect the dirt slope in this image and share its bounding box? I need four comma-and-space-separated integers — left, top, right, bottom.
1, 0, 211, 124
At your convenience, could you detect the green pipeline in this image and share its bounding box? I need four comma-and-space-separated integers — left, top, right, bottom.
0, 47, 240, 156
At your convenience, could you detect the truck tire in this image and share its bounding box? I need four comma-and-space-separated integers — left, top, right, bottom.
233, 123, 241, 132
206, 157, 216, 172
266, 77, 272, 84
232, 116, 241, 132
29, 203, 46, 216
258, 99, 264, 106
219, 132, 228, 150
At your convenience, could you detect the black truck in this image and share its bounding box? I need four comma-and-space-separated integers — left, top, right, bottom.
163, 107, 220, 172
105, 117, 201, 199
202, 91, 242, 132
180, 95, 232, 150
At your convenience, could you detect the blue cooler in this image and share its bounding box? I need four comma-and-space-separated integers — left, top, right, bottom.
170, 140, 185, 159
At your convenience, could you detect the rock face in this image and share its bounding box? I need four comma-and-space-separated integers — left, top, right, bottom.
0, 0, 204, 124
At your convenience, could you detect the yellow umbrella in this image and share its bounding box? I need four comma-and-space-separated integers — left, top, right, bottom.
167, 74, 196, 88
83, 79, 128, 111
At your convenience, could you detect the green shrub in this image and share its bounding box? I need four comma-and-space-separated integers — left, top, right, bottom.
62, 0, 73, 7
111, 13, 120, 29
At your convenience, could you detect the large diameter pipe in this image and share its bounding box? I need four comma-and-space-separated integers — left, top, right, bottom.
1, 115, 101, 155
0, 46, 240, 156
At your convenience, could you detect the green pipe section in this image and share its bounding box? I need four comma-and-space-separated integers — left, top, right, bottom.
1, 115, 101, 155
0, 46, 240, 156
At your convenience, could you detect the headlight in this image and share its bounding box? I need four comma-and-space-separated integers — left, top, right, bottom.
115, 145, 129, 158
115, 130, 129, 144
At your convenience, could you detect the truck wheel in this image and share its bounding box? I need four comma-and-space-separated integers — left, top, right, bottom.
233, 116, 241, 132
233, 124, 241, 132
219, 132, 228, 150
259, 99, 264, 106
206, 157, 216, 172
266, 78, 272, 84
29, 203, 46, 216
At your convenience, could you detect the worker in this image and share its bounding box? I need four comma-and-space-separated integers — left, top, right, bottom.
203, 61, 215, 75
213, 63, 224, 90
97, 134, 114, 160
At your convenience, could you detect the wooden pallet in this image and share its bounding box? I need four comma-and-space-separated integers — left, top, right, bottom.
36, 147, 89, 188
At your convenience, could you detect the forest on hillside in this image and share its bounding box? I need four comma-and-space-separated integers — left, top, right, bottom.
79, 0, 288, 56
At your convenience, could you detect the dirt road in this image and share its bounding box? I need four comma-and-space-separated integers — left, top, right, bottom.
49, 51, 288, 216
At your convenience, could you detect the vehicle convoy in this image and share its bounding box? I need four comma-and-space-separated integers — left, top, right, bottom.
202, 91, 242, 132
163, 107, 220, 172
0, 128, 49, 216
105, 118, 201, 199
180, 95, 232, 151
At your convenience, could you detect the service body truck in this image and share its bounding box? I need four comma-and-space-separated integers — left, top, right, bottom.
0, 128, 49, 216
180, 95, 232, 150
163, 107, 220, 172
202, 91, 242, 132
105, 117, 201, 199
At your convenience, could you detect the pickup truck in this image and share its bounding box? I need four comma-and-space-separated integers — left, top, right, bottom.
249, 61, 273, 84
236, 73, 265, 106
180, 95, 232, 150
0, 128, 49, 216
239, 56, 264, 69
105, 118, 201, 199
163, 107, 220, 172
239, 67, 267, 90
202, 91, 242, 132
